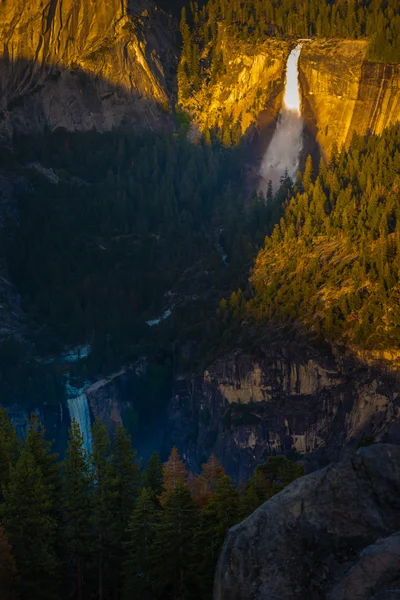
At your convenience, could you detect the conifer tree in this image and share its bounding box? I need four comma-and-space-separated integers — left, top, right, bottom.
154, 483, 199, 599
2, 447, 57, 600
160, 447, 187, 504
62, 419, 94, 600
109, 423, 141, 598
91, 418, 116, 600
0, 524, 17, 600
25, 415, 60, 516
194, 476, 239, 598
193, 453, 225, 508
142, 452, 164, 501
0, 410, 21, 504
302, 155, 313, 193
123, 487, 158, 600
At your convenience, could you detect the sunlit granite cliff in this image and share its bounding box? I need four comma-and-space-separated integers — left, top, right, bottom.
181, 35, 400, 155
180, 32, 291, 138
0, 0, 177, 135
300, 39, 400, 156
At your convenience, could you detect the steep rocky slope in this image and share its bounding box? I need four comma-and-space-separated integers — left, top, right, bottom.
181, 34, 290, 139
215, 444, 400, 600
167, 345, 400, 482
0, 0, 177, 136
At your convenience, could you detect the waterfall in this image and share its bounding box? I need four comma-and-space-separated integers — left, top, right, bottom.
259, 43, 304, 194
67, 393, 93, 453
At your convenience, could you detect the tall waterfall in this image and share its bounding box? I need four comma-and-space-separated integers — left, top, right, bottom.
67, 393, 93, 453
259, 44, 304, 194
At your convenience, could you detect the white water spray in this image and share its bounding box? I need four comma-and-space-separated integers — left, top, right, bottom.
67, 393, 93, 453
259, 44, 304, 194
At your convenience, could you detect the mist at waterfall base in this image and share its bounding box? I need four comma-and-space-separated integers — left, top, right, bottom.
259, 44, 304, 195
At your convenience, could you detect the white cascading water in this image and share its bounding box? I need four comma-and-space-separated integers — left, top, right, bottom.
259, 43, 304, 194
67, 393, 93, 453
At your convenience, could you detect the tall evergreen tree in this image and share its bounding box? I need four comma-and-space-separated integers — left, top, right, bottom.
123, 487, 159, 600
2, 447, 58, 600
193, 453, 225, 508
142, 452, 164, 501
91, 419, 116, 600
62, 420, 94, 600
160, 447, 187, 504
154, 483, 199, 599
0, 410, 21, 505
0, 524, 17, 600
110, 424, 141, 597
194, 476, 239, 598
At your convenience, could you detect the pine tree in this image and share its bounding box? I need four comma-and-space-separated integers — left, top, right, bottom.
0, 525, 17, 600
123, 488, 158, 600
194, 476, 239, 598
25, 415, 60, 516
91, 418, 116, 600
2, 447, 57, 600
154, 483, 199, 599
109, 423, 141, 596
160, 447, 187, 504
142, 452, 164, 501
193, 453, 225, 508
62, 419, 94, 600
0, 410, 21, 504
302, 155, 313, 192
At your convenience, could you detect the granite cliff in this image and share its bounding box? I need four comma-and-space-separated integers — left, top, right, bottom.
300, 39, 400, 157
0, 0, 177, 136
167, 344, 400, 482
180, 36, 400, 157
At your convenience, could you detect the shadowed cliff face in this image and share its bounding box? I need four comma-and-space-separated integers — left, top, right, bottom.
300, 39, 400, 157
0, 0, 177, 135
167, 347, 400, 482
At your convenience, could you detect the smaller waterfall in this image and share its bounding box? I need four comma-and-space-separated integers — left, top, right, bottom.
259, 43, 304, 194
67, 393, 93, 453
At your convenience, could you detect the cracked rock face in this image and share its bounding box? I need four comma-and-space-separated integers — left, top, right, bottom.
0, 0, 177, 136
214, 444, 400, 600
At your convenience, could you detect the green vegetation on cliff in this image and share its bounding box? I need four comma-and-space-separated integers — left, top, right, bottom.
0, 411, 303, 600
219, 126, 400, 357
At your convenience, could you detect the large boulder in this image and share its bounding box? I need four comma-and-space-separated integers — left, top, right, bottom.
214, 444, 400, 600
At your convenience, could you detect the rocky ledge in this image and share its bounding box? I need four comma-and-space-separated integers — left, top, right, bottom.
215, 443, 400, 600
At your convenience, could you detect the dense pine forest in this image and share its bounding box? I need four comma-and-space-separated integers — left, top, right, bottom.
218, 126, 400, 356
178, 0, 400, 103
0, 128, 287, 409
0, 411, 303, 600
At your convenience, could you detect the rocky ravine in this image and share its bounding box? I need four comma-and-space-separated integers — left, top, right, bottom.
215, 443, 400, 600
167, 345, 400, 482
0, 0, 177, 136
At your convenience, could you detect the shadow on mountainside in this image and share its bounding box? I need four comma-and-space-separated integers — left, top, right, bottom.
0, 56, 177, 139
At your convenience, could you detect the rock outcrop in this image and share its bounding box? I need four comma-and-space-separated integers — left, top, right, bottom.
0, 0, 177, 136
167, 346, 400, 482
215, 444, 400, 600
